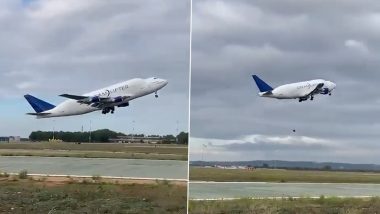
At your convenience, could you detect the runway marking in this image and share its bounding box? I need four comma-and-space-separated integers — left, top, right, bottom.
190, 196, 376, 201
189, 181, 380, 185
0, 155, 187, 162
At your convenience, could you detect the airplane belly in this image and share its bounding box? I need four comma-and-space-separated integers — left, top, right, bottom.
272, 87, 296, 99
50, 102, 98, 117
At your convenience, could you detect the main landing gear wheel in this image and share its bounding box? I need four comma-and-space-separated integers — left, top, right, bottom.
102, 107, 115, 114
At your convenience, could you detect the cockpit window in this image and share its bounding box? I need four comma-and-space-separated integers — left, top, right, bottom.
153, 77, 157, 79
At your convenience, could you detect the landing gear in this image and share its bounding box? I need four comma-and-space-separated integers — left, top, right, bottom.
329, 93, 332, 96
310, 96, 314, 101
155, 91, 158, 98
102, 106, 115, 114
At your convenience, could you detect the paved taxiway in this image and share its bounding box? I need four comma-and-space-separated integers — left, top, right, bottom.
0, 156, 187, 180
189, 182, 380, 200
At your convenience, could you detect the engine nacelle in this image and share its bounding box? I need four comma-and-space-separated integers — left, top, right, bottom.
117, 102, 129, 107
90, 96, 100, 103
320, 88, 329, 95
113, 96, 123, 103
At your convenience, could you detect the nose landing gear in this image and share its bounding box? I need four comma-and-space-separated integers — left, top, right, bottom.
155, 91, 158, 98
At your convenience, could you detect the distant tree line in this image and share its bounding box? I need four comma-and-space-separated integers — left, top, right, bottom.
191, 161, 380, 173
29, 129, 123, 142
29, 129, 188, 144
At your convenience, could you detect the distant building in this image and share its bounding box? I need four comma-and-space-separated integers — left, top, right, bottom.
9, 136, 20, 142
109, 135, 165, 144
0, 137, 9, 142
0, 136, 21, 143
49, 138, 63, 143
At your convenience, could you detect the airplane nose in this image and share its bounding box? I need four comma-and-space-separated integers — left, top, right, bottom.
162, 79, 168, 86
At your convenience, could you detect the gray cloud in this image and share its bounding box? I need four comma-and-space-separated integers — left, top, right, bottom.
221, 137, 332, 152
190, 0, 380, 163
190, 135, 380, 163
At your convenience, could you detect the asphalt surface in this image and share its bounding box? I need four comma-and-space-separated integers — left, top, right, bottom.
0, 156, 187, 180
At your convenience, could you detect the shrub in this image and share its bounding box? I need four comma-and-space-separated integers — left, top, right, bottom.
92, 175, 101, 181
18, 169, 28, 179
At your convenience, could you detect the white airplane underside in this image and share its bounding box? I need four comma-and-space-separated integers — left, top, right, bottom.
24, 77, 168, 118
252, 75, 336, 102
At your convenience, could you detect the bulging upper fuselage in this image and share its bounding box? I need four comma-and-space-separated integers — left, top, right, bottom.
33, 77, 168, 118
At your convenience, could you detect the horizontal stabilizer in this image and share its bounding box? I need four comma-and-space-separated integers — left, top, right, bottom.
260, 91, 273, 96
26, 112, 51, 116
252, 75, 273, 92
24, 94, 55, 113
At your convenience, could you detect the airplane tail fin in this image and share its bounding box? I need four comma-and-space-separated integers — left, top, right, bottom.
24, 94, 56, 113
252, 75, 273, 92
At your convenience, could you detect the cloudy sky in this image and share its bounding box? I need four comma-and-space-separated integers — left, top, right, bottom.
0, 0, 190, 137
190, 0, 380, 164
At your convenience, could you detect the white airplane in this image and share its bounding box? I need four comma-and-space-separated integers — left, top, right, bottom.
24, 77, 168, 118
252, 75, 336, 102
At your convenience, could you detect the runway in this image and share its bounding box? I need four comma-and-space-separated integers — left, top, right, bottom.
0, 156, 187, 180
189, 182, 380, 200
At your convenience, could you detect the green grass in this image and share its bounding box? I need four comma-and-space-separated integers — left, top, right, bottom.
190, 167, 380, 183
0, 178, 187, 213
189, 197, 380, 214
0, 142, 187, 154
0, 142, 188, 160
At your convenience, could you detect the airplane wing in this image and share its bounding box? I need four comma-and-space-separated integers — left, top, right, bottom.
310, 83, 325, 95
60, 94, 88, 100
59, 94, 131, 106
302, 83, 324, 98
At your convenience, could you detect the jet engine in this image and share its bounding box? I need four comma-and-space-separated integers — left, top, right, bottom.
113, 96, 123, 103
320, 88, 329, 95
90, 96, 100, 103
117, 102, 129, 107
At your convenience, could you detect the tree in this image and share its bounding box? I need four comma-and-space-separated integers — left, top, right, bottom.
162, 135, 176, 143
323, 165, 332, 171
29, 129, 120, 142
176, 132, 188, 144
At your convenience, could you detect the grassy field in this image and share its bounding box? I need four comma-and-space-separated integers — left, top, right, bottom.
190, 167, 380, 183
0, 176, 187, 213
188, 197, 380, 214
0, 142, 188, 160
